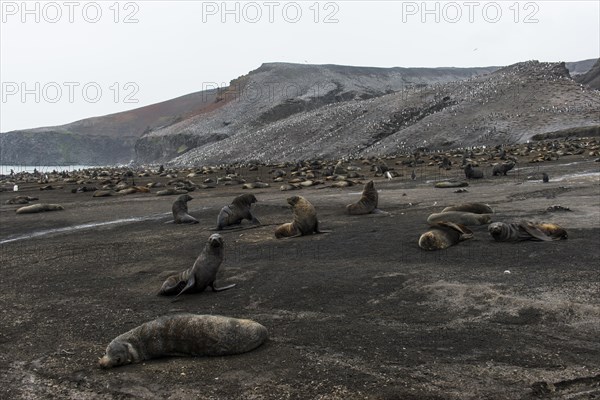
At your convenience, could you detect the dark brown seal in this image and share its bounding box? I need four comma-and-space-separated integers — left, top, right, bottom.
346, 180, 381, 215
488, 221, 567, 242
492, 161, 515, 176
418, 222, 473, 250
172, 194, 199, 224
274, 196, 329, 238
464, 163, 484, 179
98, 314, 268, 368
216, 194, 260, 230
158, 234, 234, 299
441, 203, 494, 214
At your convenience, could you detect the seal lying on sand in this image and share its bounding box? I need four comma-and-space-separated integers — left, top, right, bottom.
172, 194, 199, 224
441, 203, 494, 214
216, 194, 260, 230
488, 221, 567, 241
159, 234, 235, 299
274, 196, 330, 238
434, 181, 468, 188
427, 211, 491, 226
15, 204, 63, 214
346, 180, 385, 215
98, 314, 268, 368
419, 222, 473, 250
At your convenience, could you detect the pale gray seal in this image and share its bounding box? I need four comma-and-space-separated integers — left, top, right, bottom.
98, 314, 268, 368
15, 203, 64, 214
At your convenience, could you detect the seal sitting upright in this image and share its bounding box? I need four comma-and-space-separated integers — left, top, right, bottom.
274, 196, 330, 238
158, 234, 235, 300
346, 180, 386, 215
98, 314, 268, 368
216, 194, 260, 230
172, 194, 199, 224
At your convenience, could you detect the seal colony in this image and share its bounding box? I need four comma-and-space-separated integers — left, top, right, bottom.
1, 136, 592, 380
98, 314, 268, 368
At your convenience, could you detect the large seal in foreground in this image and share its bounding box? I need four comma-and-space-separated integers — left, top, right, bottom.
15, 204, 64, 214
427, 211, 491, 226
419, 222, 473, 250
159, 234, 234, 299
216, 194, 260, 230
346, 180, 381, 215
172, 194, 199, 224
98, 314, 268, 368
441, 203, 494, 214
274, 196, 329, 238
488, 221, 567, 242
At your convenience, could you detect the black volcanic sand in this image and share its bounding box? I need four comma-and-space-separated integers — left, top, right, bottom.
0, 156, 599, 399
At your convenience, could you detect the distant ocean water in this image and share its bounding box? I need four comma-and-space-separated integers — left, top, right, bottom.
0, 165, 100, 175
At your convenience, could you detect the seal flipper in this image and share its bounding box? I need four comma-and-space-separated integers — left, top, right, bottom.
173, 276, 196, 300
210, 282, 236, 292
520, 221, 555, 241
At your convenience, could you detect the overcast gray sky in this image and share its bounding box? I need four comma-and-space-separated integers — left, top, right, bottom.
1, 0, 598, 132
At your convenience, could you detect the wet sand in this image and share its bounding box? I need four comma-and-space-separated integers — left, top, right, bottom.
0, 155, 599, 399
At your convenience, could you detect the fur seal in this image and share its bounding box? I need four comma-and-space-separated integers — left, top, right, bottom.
542, 172, 549, 183
15, 203, 64, 214
419, 222, 473, 250
492, 161, 515, 176
98, 314, 268, 368
5, 195, 38, 205
488, 221, 567, 242
242, 182, 270, 189
159, 234, 234, 299
172, 194, 199, 224
427, 211, 491, 226
274, 196, 329, 238
434, 181, 468, 188
464, 163, 484, 179
216, 194, 260, 230
346, 180, 382, 215
441, 203, 494, 214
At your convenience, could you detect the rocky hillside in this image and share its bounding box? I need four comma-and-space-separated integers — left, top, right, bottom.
171, 61, 600, 165
574, 58, 600, 90
0, 88, 223, 165
1, 60, 597, 166
134, 63, 498, 163
0, 63, 497, 165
